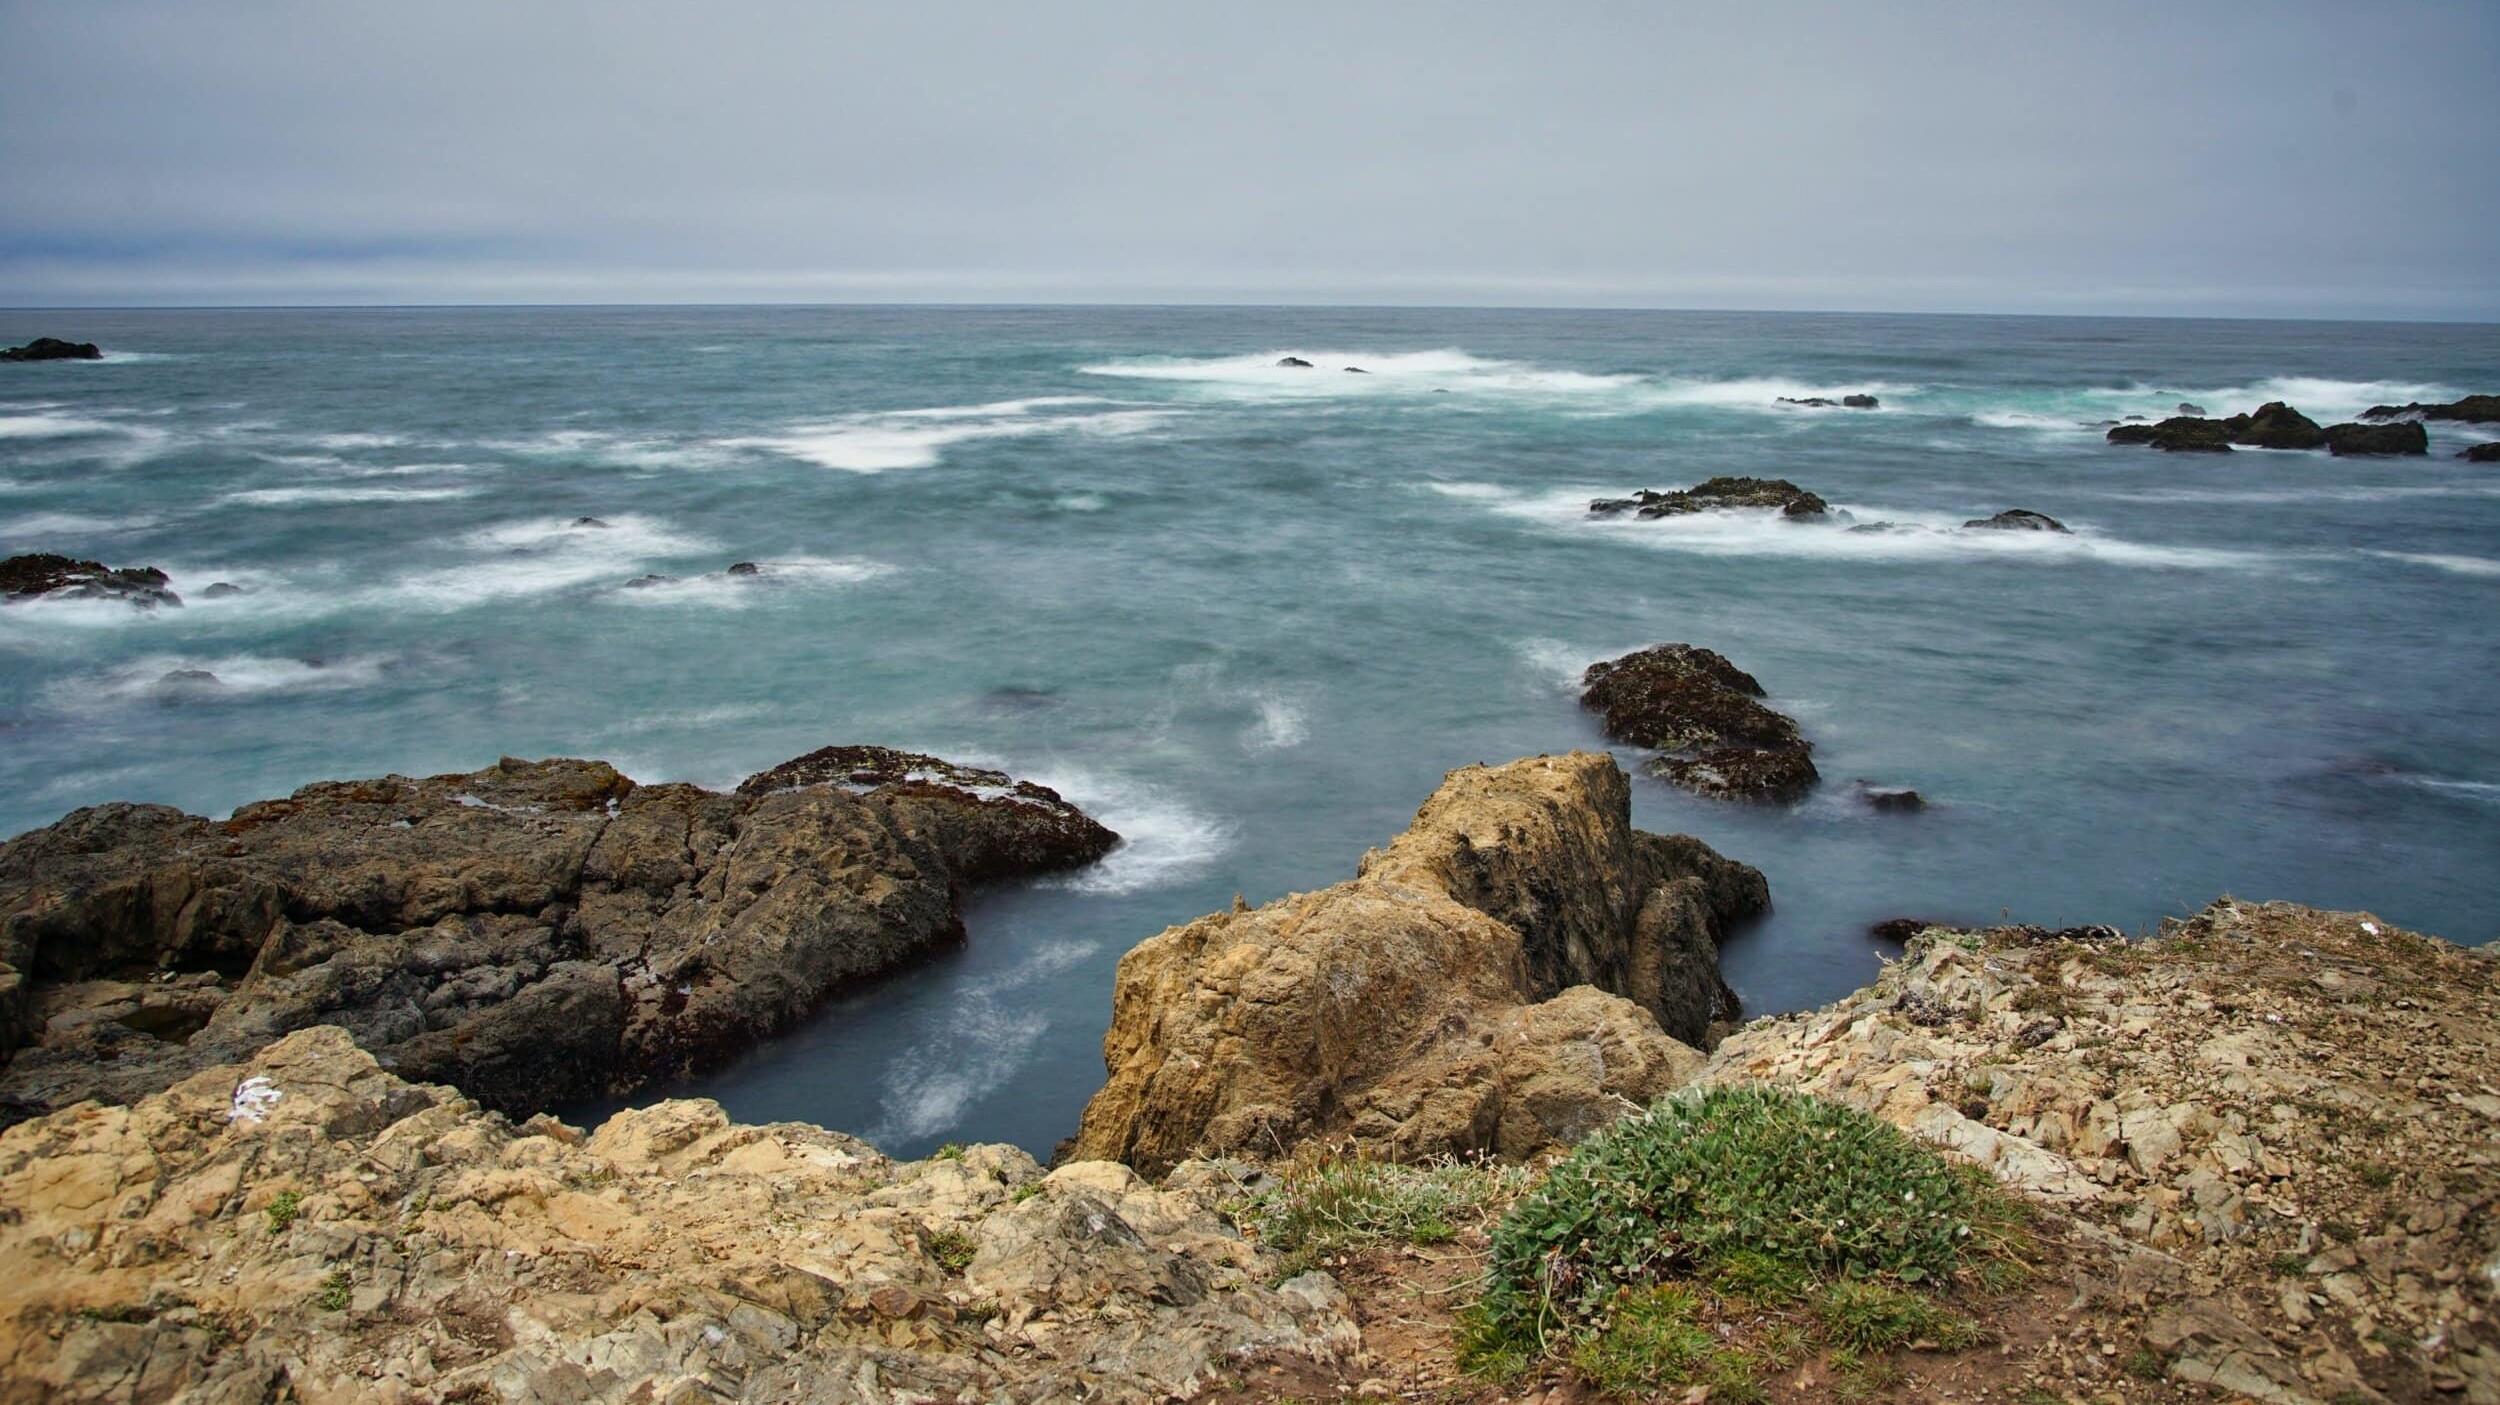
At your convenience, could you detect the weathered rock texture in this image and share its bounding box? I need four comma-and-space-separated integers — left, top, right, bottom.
0, 1026, 1356, 1403
1070, 753, 1766, 1176
1580, 643, 1819, 801
1704, 899, 2500, 1404
2325, 419, 2430, 457
1588, 476, 1829, 520
0, 554, 181, 608
2362, 394, 2500, 424
0, 747, 1116, 1124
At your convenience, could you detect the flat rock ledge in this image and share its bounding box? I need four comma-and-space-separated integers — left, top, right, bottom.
1070, 752, 1767, 1176
0, 1026, 1357, 1403
1703, 899, 2500, 1403
0, 747, 1116, 1126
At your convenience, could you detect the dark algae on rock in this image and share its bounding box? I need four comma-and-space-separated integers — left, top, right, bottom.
0, 553, 181, 608
1587, 475, 1829, 520
2108, 399, 2435, 456
1580, 644, 1819, 801
0, 746, 1117, 1124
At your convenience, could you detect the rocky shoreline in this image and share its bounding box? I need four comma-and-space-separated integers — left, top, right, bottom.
0, 753, 2493, 1402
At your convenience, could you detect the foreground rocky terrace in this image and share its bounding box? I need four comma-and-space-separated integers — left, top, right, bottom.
0, 754, 2492, 1403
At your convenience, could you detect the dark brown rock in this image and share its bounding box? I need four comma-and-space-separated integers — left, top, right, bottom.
0, 749, 1117, 1119
2462, 441, 2500, 462
2107, 417, 2234, 452
0, 554, 181, 608
2227, 401, 2326, 450
1587, 476, 1829, 521
2325, 420, 2429, 457
1963, 509, 2069, 533
1581, 644, 1818, 801
2361, 394, 2500, 423
1, 337, 101, 362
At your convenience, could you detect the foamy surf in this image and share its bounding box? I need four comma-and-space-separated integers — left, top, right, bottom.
607, 556, 895, 608
50, 653, 395, 708
374, 514, 714, 610
864, 938, 1101, 1144
1026, 771, 1230, 895
220, 485, 479, 507
2362, 550, 2500, 578
720, 399, 1175, 473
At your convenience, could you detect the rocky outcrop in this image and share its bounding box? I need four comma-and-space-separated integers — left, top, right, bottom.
1070, 753, 1766, 1175
0, 1026, 1357, 1403
2325, 419, 2429, 456
1776, 394, 1879, 409
1963, 509, 2069, 532
0, 554, 181, 608
1275, 356, 1314, 368
2362, 394, 2500, 423
2108, 416, 2234, 452
1702, 900, 2500, 1403
1, 337, 101, 362
2231, 400, 2328, 450
1580, 643, 1819, 801
0, 748, 1116, 1123
2463, 441, 2500, 462
1587, 476, 1829, 520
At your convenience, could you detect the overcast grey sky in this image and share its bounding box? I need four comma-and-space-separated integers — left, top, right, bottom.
3, 1, 2494, 317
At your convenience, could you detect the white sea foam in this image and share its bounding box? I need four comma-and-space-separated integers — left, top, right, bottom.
1240, 688, 1312, 752
486, 429, 740, 472
221, 485, 479, 507
2362, 550, 2500, 578
377, 513, 713, 609
607, 556, 895, 608
1640, 376, 1916, 411
1455, 484, 2275, 570
51, 653, 393, 708
0, 510, 161, 541
1424, 481, 1516, 501
2412, 777, 2500, 803
866, 937, 1102, 1143
1517, 638, 1603, 693
2080, 482, 2500, 506
303, 432, 406, 451
1083, 349, 1914, 418
1021, 771, 1230, 895
0, 412, 122, 440
722, 398, 1173, 473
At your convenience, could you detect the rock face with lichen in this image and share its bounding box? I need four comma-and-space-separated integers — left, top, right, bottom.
0, 748, 1116, 1125
1588, 476, 1830, 520
1580, 643, 1819, 801
1702, 899, 2500, 1403
1069, 752, 1767, 1176
0, 1026, 1356, 1403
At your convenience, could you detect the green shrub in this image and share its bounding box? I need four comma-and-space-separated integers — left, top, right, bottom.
1465, 1085, 2009, 1361
924, 1227, 979, 1273
1569, 1285, 1767, 1403
314, 1269, 353, 1312
264, 1190, 302, 1235
1237, 1154, 1528, 1279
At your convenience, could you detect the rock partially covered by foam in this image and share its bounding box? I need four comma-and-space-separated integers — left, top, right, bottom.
1070, 753, 1766, 1174
0, 1026, 1357, 1402
1588, 475, 1830, 520
0, 337, 100, 362
2461, 441, 2500, 462
1963, 508, 2069, 532
0, 749, 1118, 1124
0, 553, 181, 608
1580, 644, 1819, 801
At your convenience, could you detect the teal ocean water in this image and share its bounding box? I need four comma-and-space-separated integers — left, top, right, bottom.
4, 306, 2496, 1158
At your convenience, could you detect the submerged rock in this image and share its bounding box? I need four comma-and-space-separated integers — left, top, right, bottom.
1587, 475, 1829, 520
2361, 393, 2500, 423
1580, 643, 1819, 801
0, 748, 1117, 1121
2177, 401, 2207, 416
1275, 355, 1314, 368
1343, 365, 1367, 373
199, 581, 245, 599
1777, 393, 1879, 409
1963, 508, 2069, 533
1071, 754, 1764, 1174
570, 515, 610, 528
726, 560, 761, 575
0, 336, 101, 362
0, 1026, 1359, 1402
0, 553, 181, 608
1853, 781, 1927, 812
2325, 419, 2430, 456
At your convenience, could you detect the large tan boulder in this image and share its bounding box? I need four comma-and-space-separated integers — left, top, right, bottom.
1070, 752, 1766, 1174
0, 1026, 1356, 1403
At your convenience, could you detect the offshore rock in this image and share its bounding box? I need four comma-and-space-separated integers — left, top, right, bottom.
0, 337, 101, 362
0, 748, 1116, 1124
0, 1027, 1357, 1403
2325, 419, 2430, 456
1703, 899, 2500, 1403
1275, 356, 1314, 368
2462, 441, 2500, 462
2228, 400, 2327, 450
1587, 475, 1830, 521
0, 553, 181, 608
1580, 643, 1819, 801
1962, 508, 2069, 532
1070, 753, 1766, 1175
2361, 393, 2500, 423
2107, 416, 2235, 452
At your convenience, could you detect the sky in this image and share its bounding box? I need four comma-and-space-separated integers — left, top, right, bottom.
2, 1, 2495, 318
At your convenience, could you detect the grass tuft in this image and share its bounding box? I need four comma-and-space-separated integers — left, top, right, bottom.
1235, 1151, 1528, 1279
264, 1190, 302, 1235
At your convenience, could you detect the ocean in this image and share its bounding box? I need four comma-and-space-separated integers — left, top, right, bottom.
3, 304, 2495, 1159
